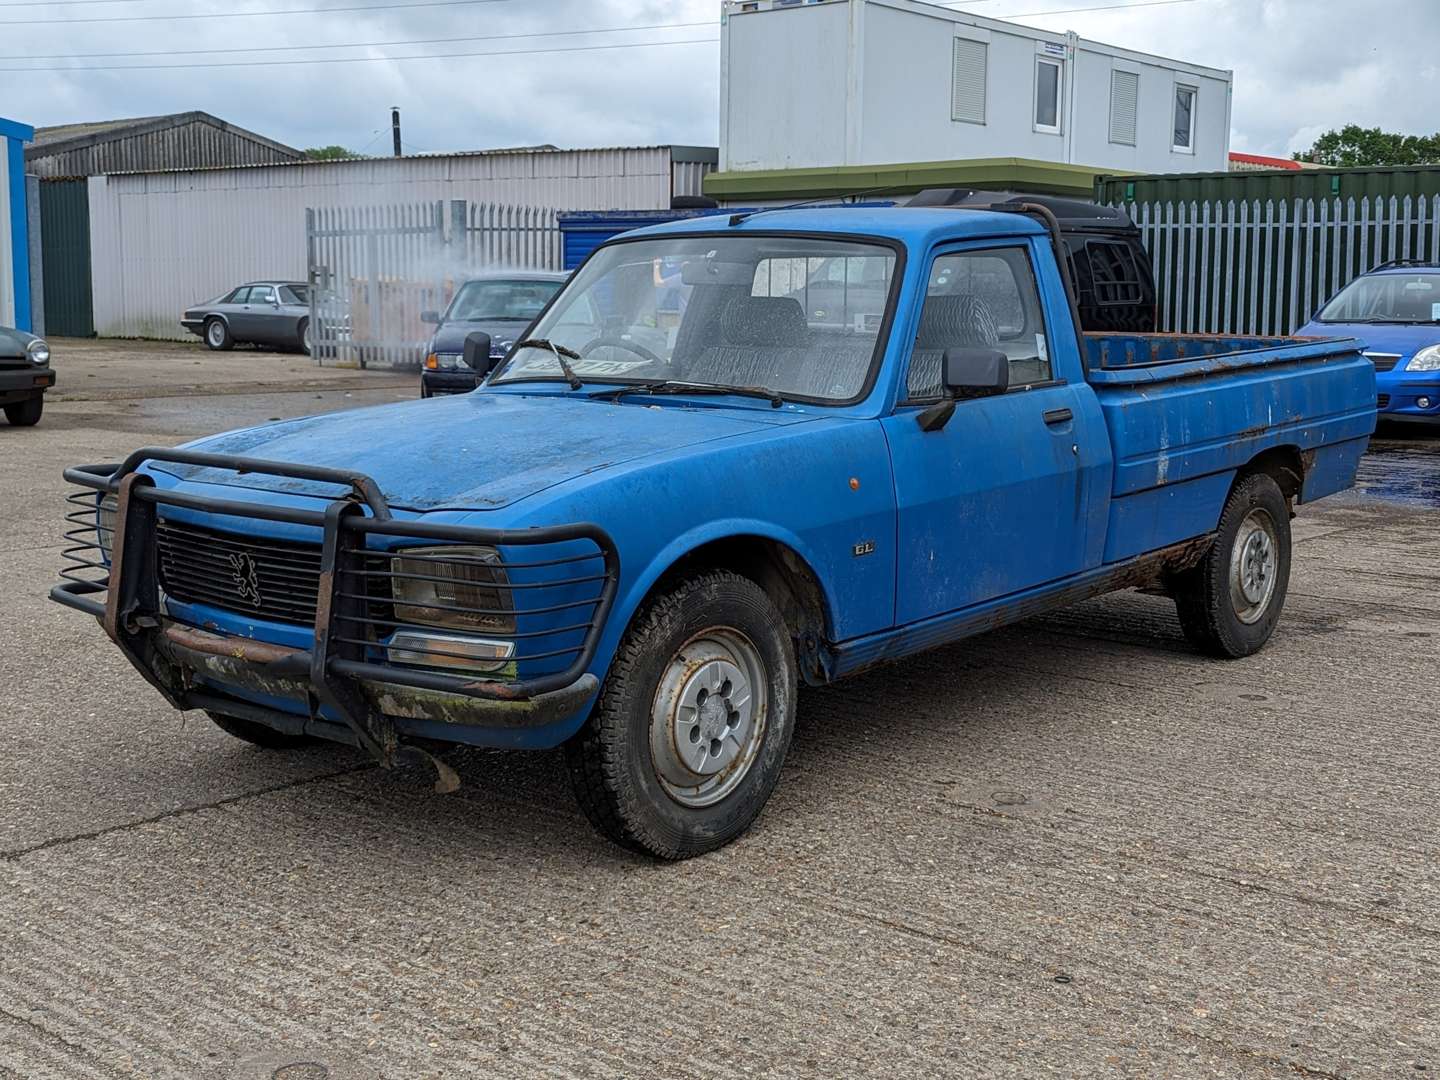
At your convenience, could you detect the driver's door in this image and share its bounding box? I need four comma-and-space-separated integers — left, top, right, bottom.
880, 241, 1111, 625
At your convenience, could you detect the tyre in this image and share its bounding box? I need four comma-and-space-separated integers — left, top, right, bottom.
298, 318, 312, 355
204, 317, 234, 351
3, 395, 42, 426
207, 710, 315, 749
1174, 472, 1292, 658
565, 570, 797, 860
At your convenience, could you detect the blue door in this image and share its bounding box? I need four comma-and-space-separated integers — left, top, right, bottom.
881, 242, 1111, 625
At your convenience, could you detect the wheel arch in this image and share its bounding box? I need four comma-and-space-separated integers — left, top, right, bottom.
624, 529, 837, 686
1236, 444, 1305, 504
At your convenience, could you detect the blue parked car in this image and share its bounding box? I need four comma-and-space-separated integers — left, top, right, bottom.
1297, 260, 1440, 425
53, 206, 1375, 859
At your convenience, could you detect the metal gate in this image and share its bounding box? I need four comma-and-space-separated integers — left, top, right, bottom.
306, 199, 562, 368
1117, 194, 1440, 336
39, 179, 93, 338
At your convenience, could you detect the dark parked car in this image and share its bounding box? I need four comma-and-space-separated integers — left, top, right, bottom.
421, 272, 568, 396
0, 325, 53, 426
908, 189, 1158, 332
182, 281, 315, 353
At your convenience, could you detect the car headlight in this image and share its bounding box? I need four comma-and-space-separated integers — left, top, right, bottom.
391, 546, 514, 633
97, 494, 118, 563
26, 339, 49, 366
424, 352, 463, 371
1407, 344, 1440, 371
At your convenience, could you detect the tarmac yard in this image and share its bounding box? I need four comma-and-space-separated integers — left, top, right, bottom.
1, 340, 1437, 1079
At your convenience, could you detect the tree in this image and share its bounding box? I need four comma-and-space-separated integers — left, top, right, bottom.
304, 145, 362, 161
1294, 125, 1440, 168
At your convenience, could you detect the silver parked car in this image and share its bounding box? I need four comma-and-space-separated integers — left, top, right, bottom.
182, 281, 315, 353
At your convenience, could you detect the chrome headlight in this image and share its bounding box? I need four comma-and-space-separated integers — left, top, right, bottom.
391, 546, 514, 633
26, 339, 49, 366
1407, 344, 1440, 372
97, 494, 118, 562
425, 352, 464, 371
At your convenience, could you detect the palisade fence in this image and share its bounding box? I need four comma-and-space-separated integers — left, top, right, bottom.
306, 199, 562, 368
1115, 195, 1440, 337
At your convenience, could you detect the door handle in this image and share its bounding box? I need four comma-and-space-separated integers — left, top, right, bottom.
1042, 407, 1073, 425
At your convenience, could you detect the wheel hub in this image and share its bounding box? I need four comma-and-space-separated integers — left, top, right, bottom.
650, 629, 767, 808
1229, 509, 1279, 624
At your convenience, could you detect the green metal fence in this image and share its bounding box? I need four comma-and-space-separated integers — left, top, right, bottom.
1115, 194, 1440, 336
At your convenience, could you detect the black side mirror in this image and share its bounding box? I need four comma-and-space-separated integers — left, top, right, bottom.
463, 331, 495, 376
944, 347, 1009, 398
917, 347, 1009, 432
420, 310, 441, 325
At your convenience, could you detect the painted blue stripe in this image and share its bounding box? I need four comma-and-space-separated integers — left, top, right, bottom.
7, 137, 29, 332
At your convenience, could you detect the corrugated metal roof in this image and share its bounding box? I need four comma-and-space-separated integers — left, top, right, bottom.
25, 111, 304, 177
88, 142, 715, 178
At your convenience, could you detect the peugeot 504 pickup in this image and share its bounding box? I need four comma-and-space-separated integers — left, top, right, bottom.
53, 204, 1376, 859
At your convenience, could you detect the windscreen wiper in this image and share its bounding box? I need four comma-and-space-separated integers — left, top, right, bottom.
511, 338, 584, 389
587, 380, 787, 408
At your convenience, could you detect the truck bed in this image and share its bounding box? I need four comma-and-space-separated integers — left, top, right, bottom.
1083, 333, 1376, 563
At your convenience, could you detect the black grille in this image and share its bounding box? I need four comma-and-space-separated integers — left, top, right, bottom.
1368, 354, 1401, 373
1377, 393, 1391, 409
156, 519, 323, 625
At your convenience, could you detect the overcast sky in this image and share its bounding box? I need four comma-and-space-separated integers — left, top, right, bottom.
1, 0, 1434, 160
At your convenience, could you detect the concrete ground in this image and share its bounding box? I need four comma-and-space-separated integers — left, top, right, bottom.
1, 338, 1437, 1079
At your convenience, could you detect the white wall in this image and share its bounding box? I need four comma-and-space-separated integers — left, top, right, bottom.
721, 0, 1231, 174
721, 0, 852, 171
88, 147, 683, 339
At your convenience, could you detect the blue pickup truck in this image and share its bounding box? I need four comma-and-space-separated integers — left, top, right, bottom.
54, 206, 1375, 859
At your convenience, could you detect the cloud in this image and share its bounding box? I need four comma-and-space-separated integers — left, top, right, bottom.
1, 0, 1435, 160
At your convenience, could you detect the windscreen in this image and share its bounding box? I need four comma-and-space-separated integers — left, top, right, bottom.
1318, 273, 1440, 323
492, 236, 898, 402
447, 279, 563, 322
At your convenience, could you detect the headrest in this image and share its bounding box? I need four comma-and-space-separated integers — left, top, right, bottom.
720, 295, 809, 347
916, 294, 1000, 350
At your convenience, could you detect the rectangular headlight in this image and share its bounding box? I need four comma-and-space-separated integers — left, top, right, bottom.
391, 546, 514, 633
97, 494, 118, 563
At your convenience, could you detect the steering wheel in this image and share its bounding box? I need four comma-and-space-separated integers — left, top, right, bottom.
579, 335, 665, 367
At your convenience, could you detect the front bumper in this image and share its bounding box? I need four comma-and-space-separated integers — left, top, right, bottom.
0, 365, 54, 404
1377, 377, 1440, 423
52, 449, 619, 763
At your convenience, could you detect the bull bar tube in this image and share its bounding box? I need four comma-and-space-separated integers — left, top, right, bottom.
50, 449, 620, 770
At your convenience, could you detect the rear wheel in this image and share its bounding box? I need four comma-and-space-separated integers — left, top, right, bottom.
1174, 472, 1291, 658
298, 318, 312, 355
3, 396, 42, 426
565, 571, 796, 859
204, 317, 233, 351
207, 711, 315, 749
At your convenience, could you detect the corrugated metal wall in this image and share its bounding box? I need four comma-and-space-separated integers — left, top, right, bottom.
27, 119, 300, 179
88, 147, 686, 339
39, 179, 93, 337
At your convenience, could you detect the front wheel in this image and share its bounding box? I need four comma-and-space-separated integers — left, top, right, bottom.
565, 571, 796, 859
204, 317, 233, 351
1174, 472, 1292, 658
3, 395, 42, 426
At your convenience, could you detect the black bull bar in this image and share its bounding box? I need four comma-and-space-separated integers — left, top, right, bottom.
50, 448, 620, 771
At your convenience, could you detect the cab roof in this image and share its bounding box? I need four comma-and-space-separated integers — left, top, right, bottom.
620, 206, 1047, 249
